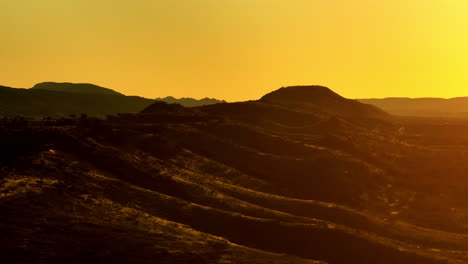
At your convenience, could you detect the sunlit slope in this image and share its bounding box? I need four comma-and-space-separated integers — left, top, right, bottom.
0, 128, 445, 264
3, 86, 468, 263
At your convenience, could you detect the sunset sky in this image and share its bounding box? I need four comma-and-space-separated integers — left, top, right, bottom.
2, 0, 468, 101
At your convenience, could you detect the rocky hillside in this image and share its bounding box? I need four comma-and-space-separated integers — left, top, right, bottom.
2, 86, 468, 263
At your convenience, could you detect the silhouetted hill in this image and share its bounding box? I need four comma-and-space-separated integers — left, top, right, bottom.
359, 97, 468, 118
32, 82, 124, 96
155, 96, 226, 107
195, 86, 392, 134
4, 86, 468, 263
0, 84, 154, 118
261, 86, 390, 121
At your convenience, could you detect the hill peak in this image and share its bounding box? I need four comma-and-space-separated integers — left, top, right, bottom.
31, 82, 123, 96
260, 85, 390, 120
260, 85, 343, 104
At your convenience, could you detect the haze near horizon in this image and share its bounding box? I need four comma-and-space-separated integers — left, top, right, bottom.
2, 0, 468, 101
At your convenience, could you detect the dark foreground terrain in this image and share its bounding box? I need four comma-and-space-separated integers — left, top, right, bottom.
3, 86, 468, 263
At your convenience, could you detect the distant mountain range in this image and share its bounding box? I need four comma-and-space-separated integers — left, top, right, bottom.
7, 82, 468, 119
359, 97, 468, 118
155, 96, 226, 107
0, 82, 225, 119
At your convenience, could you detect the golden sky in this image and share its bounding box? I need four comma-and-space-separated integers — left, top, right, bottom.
2, 0, 468, 101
